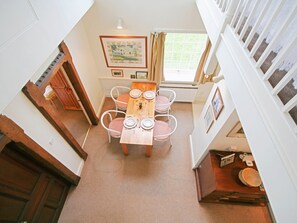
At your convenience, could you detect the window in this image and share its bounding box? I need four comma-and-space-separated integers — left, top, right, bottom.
164, 33, 208, 82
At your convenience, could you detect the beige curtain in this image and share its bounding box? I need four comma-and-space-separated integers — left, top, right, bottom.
194, 38, 212, 84
148, 32, 166, 83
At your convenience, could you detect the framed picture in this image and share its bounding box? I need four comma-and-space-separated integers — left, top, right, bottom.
219, 153, 235, 167
99, 36, 147, 68
204, 105, 214, 133
211, 87, 224, 119
111, 69, 124, 77
136, 71, 148, 79
227, 121, 246, 138
130, 74, 136, 79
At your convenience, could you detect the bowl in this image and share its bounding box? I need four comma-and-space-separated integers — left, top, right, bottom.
238, 168, 262, 187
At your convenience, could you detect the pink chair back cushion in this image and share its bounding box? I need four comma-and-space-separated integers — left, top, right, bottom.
155, 95, 170, 111
116, 93, 130, 108
153, 120, 171, 140
109, 118, 124, 137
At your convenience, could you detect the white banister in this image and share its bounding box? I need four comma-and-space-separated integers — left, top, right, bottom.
238, 0, 259, 41
225, 0, 239, 18
282, 94, 297, 113
230, 0, 246, 28
249, 0, 285, 57
222, 0, 228, 12
219, 0, 224, 9
272, 63, 297, 95
243, 0, 271, 48
256, 5, 297, 68
234, 0, 251, 34
263, 35, 297, 80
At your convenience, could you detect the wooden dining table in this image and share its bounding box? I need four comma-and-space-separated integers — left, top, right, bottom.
120, 81, 157, 157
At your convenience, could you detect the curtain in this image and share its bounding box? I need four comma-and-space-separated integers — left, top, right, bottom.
148, 32, 166, 83
194, 38, 212, 84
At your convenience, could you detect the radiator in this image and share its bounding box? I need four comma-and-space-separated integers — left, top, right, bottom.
159, 83, 198, 102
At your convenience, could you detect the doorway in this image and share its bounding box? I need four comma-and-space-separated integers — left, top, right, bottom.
45, 67, 90, 146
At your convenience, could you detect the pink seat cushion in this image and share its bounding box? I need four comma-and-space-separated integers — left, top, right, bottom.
153, 120, 171, 140
109, 118, 124, 137
155, 95, 170, 112
116, 93, 130, 109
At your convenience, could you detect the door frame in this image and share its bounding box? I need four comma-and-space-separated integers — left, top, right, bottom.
0, 115, 80, 185
22, 41, 99, 160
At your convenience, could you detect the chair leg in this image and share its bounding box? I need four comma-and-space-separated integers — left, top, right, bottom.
108, 134, 111, 143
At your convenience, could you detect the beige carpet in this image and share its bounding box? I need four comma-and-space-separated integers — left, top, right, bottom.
58, 98, 272, 223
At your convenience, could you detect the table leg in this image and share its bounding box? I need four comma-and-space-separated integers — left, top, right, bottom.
146, 145, 152, 157
121, 144, 128, 156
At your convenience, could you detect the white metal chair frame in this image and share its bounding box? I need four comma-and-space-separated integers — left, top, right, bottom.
110, 86, 131, 111
100, 110, 126, 143
155, 89, 176, 115
153, 114, 178, 148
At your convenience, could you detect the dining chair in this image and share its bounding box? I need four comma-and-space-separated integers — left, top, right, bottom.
110, 86, 131, 111
153, 114, 177, 148
155, 89, 176, 115
100, 110, 126, 143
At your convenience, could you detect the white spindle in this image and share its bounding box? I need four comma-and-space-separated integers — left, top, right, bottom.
219, 0, 224, 9
263, 34, 297, 80
234, 0, 252, 34
222, 0, 228, 12
230, 0, 246, 28
226, 0, 241, 18
249, 0, 285, 57
243, 0, 271, 48
272, 63, 297, 95
256, 5, 297, 68
282, 94, 297, 113
239, 0, 259, 40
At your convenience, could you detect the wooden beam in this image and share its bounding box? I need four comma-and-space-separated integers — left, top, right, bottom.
59, 41, 99, 125
0, 115, 80, 185
0, 134, 11, 153
22, 81, 88, 160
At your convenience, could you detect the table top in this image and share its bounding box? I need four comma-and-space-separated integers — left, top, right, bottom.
120, 82, 157, 145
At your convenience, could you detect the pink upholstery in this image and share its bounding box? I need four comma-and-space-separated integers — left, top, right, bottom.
153, 120, 171, 140
155, 95, 170, 111
116, 93, 130, 109
109, 118, 124, 137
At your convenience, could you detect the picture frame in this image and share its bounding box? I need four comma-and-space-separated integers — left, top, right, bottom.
227, 121, 246, 138
111, 69, 124, 77
136, 71, 148, 79
211, 87, 224, 119
130, 74, 136, 79
99, 36, 147, 68
204, 105, 214, 133
219, 153, 235, 167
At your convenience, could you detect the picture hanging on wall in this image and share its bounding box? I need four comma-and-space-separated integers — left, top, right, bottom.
99, 36, 147, 68
111, 69, 124, 77
204, 105, 214, 133
227, 121, 246, 138
211, 87, 224, 120
136, 71, 148, 79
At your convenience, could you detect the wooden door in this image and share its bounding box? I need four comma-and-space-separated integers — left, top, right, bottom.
50, 69, 81, 110
0, 143, 70, 223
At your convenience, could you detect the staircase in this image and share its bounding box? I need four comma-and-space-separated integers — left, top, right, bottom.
196, 0, 297, 221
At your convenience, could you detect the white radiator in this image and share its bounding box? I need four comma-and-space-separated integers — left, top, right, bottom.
159, 83, 198, 102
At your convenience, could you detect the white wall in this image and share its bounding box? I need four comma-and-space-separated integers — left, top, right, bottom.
190, 80, 250, 168
64, 20, 104, 115
2, 92, 84, 175
0, 0, 94, 113
82, 0, 206, 80
0, 0, 94, 176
